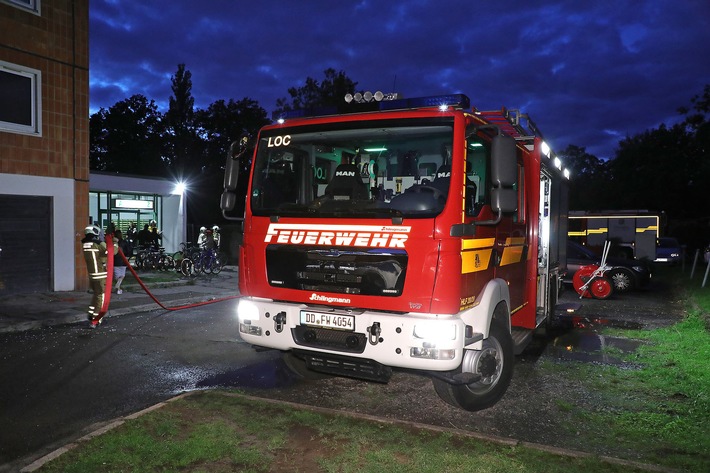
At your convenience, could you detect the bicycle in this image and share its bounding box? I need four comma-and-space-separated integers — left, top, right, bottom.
194, 248, 222, 274
172, 242, 200, 267
134, 245, 174, 271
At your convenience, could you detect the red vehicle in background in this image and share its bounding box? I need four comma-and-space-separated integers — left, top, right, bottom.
221, 92, 570, 411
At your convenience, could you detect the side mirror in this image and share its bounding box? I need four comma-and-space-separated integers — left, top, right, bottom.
224, 133, 251, 191
490, 134, 517, 214
491, 134, 517, 187
220, 191, 236, 211
491, 187, 517, 213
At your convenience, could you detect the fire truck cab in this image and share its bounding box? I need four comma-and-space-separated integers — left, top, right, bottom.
222, 93, 569, 411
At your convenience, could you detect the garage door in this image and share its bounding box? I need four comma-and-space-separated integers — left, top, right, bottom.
0, 195, 51, 295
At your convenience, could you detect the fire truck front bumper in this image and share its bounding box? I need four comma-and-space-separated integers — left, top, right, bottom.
236, 297, 475, 371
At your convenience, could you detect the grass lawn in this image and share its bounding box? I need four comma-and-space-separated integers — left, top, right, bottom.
34, 391, 666, 473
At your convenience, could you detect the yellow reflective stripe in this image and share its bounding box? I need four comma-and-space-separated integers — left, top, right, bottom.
462, 249, 492, 273
500, 237, 525, 266
461, 238, 495, 273
636, 226, 658, 233
461, 238, 495, 250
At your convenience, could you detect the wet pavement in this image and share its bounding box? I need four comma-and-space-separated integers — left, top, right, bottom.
0, 266, 240, 333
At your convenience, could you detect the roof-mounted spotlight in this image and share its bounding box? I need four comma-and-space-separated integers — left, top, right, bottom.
541, 141, 551, 158
345, 91, 396, 104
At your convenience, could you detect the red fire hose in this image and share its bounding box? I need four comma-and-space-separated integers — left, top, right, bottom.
96, 236, 239, 322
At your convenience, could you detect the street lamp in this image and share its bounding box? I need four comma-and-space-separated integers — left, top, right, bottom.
173, 181, 187, 195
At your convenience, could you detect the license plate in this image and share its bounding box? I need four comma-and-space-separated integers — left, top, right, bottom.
300, 311, 355, 331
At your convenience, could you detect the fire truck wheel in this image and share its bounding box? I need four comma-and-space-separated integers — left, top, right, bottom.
605, 268, 634, 293
282, 352, 328, 380
432, 315, 514, 412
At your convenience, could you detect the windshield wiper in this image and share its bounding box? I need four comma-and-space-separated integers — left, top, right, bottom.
337, 206, 405, 224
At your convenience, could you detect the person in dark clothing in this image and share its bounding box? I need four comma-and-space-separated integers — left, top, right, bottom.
148, 227, 162, 248
113, 229, 132, 295
126, 222, 138, 247
81, 225, 107, 328
137, 224, 151, 247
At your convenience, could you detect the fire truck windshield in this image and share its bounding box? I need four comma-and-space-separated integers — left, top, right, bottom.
250, 119, 460, 219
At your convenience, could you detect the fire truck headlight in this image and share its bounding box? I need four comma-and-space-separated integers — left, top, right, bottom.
413, 322, 457, 343
410, 347, 456, 360
237, 299, 260, 322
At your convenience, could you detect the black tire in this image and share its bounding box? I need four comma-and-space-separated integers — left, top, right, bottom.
180, 258, 195, 277
172, 251, 184, 264
210, 255, 223, 274
282, 352, 328, 380
158, 254, 174, 271
433, 307, 514, 411
605, 267, 635, 293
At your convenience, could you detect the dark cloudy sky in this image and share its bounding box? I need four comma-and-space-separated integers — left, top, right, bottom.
89, 0, 710, 160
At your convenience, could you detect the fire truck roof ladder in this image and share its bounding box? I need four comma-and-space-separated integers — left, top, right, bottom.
477, 108, 543, 143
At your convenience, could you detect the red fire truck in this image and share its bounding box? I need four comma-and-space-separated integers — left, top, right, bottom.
221, 92, 569, 411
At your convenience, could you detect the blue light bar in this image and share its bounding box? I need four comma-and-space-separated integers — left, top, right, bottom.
379, 94, 471, 111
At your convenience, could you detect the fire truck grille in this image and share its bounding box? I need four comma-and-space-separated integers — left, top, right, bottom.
300, 351, 393, 383
266, 245, 407, 297
292, 326, 367, 353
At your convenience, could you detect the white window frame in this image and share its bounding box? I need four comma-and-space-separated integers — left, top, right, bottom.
0, 60, 42, 137
1, 0, 41, 15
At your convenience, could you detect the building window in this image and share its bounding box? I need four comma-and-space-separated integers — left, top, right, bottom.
1, 0, 40, 15
0, 61, 42, 136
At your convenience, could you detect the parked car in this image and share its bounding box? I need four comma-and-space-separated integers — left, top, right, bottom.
655, 237, 682, 264
565, 240, 652, 293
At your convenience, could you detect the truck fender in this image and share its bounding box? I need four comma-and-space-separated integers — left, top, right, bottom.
459, 278, 510, 348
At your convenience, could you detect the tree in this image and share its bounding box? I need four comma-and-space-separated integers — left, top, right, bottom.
194, 97, 268, 174
192, 98, 270, 223
89, 95, 166, 175
164, 64, 199, 178
559, 145, 610, 211
275, 68, 358, 112
608, 124, 694, 216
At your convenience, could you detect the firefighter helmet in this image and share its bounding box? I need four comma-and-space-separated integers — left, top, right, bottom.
200, 226, 206, 233
84, 225, 100, 236
212, 225, 220, 232
150, 220, 157, 227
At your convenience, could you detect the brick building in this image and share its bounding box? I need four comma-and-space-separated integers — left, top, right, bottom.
0, 0, 89, 294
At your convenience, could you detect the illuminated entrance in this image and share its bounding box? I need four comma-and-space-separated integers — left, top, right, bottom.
89, 191, 163, 235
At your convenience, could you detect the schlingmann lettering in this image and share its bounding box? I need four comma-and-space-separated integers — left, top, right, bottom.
310, 293, 351, 304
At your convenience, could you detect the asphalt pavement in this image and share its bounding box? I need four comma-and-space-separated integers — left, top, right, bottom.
0, 266, 240, 333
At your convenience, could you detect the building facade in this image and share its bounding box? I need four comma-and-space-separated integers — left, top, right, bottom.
0, 0, 89, 295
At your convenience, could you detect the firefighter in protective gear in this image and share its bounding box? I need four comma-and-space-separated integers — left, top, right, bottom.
82, 225, 108, 327
197, 226, 207, 249
212, 225, 221, 249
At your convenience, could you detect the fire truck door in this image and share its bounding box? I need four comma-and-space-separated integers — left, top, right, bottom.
494, 163, 527, 315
